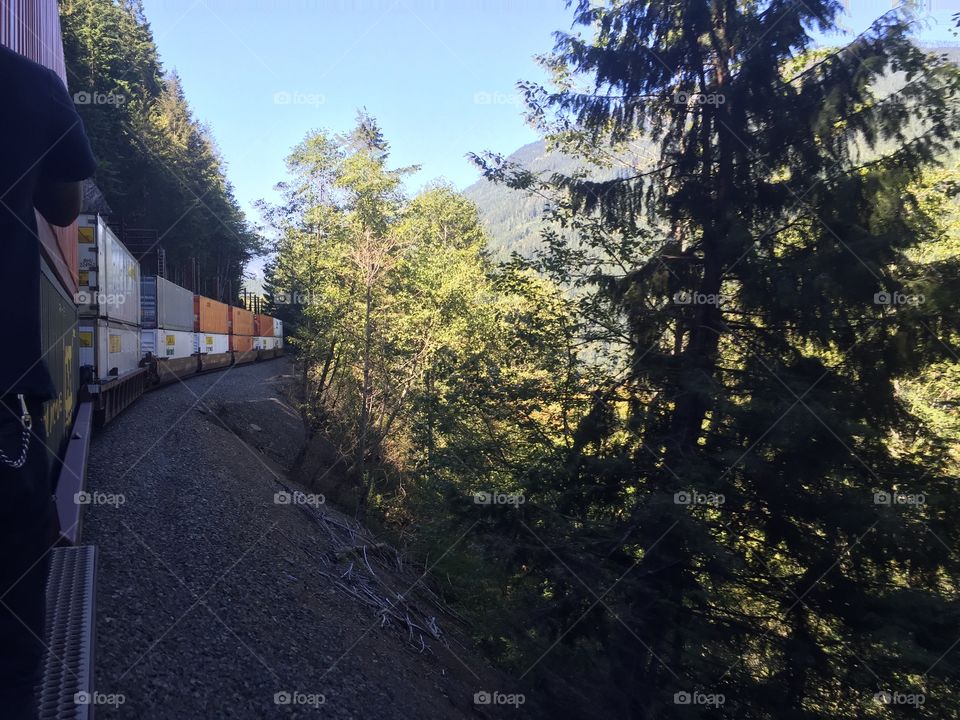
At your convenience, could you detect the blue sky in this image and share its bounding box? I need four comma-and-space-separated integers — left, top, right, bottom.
141, 0, 571, 202
137, 0, 959, 283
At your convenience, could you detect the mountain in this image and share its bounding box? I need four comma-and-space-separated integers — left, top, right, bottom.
463, 139, 578, 259
465, 45, 960, 260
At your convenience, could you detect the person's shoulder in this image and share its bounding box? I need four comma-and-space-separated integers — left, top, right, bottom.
0, 43, 55, 85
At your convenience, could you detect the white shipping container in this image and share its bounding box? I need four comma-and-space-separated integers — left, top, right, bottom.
77, 214, 140, 326
193, 333, 230, 355
142, 329, 194, 360
273, 317, 283, 338
254, 337, 272, 350
78, 320, 141, 381
141, 276, 194, 331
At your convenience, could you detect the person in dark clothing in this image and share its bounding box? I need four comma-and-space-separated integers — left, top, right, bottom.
0, 44, 96, 720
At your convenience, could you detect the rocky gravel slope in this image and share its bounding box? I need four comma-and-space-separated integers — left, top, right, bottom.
83, 359, 512, 719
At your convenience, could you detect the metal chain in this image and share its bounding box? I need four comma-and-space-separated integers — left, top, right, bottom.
0, 425, 31, 469
0, 395, 32, 470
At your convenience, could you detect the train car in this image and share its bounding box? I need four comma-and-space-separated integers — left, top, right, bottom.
141, 276, 198, 384
2, 0, 85, 493
77, 213, 147, 425
194, 295, 232, 371
2, 2, 99, 712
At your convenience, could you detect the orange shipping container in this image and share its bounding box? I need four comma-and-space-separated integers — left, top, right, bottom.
230, 334, 254, 352
254, 314, 275, 337
230, 306, 254, 336
194, 296, 230, 334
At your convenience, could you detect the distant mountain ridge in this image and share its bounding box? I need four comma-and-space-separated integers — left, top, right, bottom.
465, 45, 960, 259
463, 139, 577, 259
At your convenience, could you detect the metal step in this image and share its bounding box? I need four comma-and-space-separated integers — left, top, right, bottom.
37, 545, 97, 720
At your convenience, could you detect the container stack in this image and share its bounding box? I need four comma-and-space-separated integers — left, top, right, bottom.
229, 305, 255, 354
77, 214, 141, 380
193, 296, 230, 355
254, 313, 274, 351
273, 317, 284, 349
141, 276, 194, 360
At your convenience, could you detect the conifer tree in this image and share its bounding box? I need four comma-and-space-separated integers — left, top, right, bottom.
476, 2, 960, 717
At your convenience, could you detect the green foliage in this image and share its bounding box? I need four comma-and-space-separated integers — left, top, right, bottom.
242, 6, 960, 720
60, 0, 259, 297
468, 3, 960, 718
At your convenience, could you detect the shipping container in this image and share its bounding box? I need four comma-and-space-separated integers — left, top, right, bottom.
141, 276, 194, 332
39, 257, 79, 473
230, 334, 255, 352
77, 214, 141, 327
230, 306, 254, 336
142, 329, 194, 360
254, 314, 274, 337
78, 319, 141, 381
194, 295, 230, 334
273, 317, 283, 338
193, 333, 230, 355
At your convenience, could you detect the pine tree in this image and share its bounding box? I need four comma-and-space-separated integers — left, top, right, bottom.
60, 0, 258, 295
476, 2, 960, 717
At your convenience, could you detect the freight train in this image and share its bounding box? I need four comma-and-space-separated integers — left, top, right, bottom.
76, 211, 284, 427
2, 5, 287, 715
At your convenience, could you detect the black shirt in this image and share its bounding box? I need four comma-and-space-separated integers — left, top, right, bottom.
0, 45, 96, 400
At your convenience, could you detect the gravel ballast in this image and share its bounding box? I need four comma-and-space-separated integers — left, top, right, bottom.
83, 359, 510, 719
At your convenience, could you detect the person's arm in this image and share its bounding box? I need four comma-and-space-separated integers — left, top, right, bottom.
36, 69, 96, 224
34, 180, 83, 227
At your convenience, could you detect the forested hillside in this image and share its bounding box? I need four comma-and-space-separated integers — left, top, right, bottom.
464, 137, 653, 258
60, 0, 258, 299
462, 139, 570, 258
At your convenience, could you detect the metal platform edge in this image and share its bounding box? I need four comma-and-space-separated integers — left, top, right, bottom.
54, 402, 93, 546
38, 545, 97, 720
